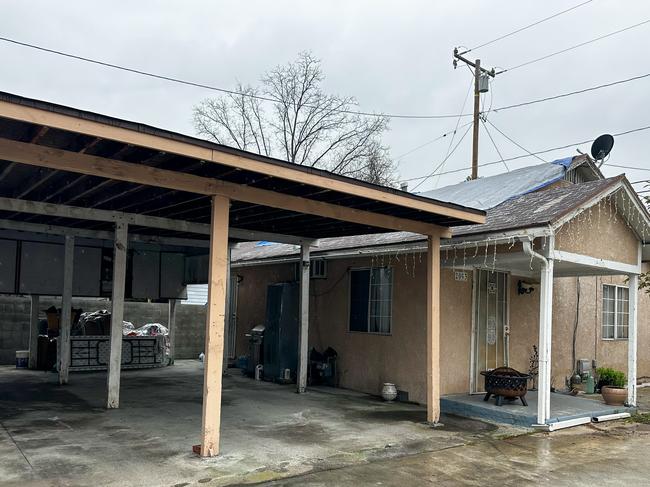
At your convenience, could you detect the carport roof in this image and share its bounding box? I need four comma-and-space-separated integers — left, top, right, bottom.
0, 91, 485, 242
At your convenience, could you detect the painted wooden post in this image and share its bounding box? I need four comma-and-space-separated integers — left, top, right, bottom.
168, 298, 177, 365
543, 258, 554, 422
536, 255, 554, 425
628, 273, 638, 406
107, 222, 128, 409
426, 234, 441, 423
297, 244, 310, 393
28, 295, 40, 369
59, 235, 74, 385
200, 195, 230, 457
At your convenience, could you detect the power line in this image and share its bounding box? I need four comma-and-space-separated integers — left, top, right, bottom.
403, 123, 650, 183
604, 162, 650, 172
2, 35, 650, 123
432, 77, 474, 185
501, 19, 650, 73
0, 35, 464, 121
394, 121, 473, 161
491, 72, 650, 113
462, 0, 594, 54
480, 119, 509, 172
411, 123, 473, 191
485, 119, 547, 163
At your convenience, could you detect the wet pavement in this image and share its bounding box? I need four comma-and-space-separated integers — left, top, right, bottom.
260, 420, 650, 486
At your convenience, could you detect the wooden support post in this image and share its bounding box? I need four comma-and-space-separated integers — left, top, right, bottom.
200, 195, 230, 457
223, 245, 232, 370
536, 256, 554, 425
628, 273, 639, 407
28, 295, 40, 369
168, 299, 177, 365
59, 235, 74, 384
107, 223, 128, 408
297, 244, 310, 394
426, 234, 441, 423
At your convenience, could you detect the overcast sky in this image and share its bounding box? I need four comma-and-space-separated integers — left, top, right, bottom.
1, 0, 649, 192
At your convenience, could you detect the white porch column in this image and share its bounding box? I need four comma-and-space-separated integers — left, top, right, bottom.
28, 295, 40, 369
297, 244, 310, 394
200, 195, 229, 457
536, 253, 554, 425
168, 298, 177, 365
426, 233, 441, 423
59, 235, 74, 385
628, 273, 639, 406
107, 223, 128, 408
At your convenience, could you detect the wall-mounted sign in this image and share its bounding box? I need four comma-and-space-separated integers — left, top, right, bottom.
454, 271, 468, 282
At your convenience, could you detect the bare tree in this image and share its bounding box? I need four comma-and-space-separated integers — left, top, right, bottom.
193, 52, 395, 185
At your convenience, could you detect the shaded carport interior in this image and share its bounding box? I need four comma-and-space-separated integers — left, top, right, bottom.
0, 91, 485, 457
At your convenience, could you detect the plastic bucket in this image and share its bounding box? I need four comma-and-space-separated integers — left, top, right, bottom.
15, 350, 29, 369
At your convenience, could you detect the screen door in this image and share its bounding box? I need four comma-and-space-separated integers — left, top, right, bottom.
472, 270, 509, 393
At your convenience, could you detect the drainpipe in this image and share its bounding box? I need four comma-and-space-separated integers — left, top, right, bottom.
522, 235, 555, 426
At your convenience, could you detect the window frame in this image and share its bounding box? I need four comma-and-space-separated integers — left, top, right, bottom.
601, 283, 629, 341
347, 266, 393, 335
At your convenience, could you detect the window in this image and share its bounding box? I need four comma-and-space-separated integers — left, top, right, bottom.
349, 267, 393, 334
602, 284, 629, 340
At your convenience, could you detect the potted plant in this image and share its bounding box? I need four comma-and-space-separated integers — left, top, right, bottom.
596, 367, 627, 406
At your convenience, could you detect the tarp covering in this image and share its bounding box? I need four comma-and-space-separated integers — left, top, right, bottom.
418, 159, 572, 210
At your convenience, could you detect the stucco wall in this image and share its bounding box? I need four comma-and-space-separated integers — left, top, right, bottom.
555, 207, 639, 265
232, 252, 650, 405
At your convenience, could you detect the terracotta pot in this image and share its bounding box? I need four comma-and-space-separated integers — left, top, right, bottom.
382, 383, 397, 402
601, 386, 627, 406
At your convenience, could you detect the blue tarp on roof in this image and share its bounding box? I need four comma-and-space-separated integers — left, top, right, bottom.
418, 158, 573, 210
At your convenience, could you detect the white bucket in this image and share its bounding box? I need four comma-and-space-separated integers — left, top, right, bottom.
15, 350, 29, 369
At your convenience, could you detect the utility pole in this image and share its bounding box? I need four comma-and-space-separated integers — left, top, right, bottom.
453, 48, 496, 180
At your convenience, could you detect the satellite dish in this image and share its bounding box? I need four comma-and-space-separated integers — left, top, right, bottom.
590, 134, 614, 162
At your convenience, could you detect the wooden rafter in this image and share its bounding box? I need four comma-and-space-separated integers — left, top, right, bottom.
0, 99, 485, 225
0, 138, 453, 236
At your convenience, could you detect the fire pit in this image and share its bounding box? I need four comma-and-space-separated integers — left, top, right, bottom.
481, 367, 530, 406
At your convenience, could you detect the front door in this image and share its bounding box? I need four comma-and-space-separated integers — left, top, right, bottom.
472, 269, 509, 393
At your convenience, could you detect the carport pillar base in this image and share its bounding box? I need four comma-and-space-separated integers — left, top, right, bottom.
168, 299, 177, 366
28, 295, 40, 369
426, 233, 441, 423
107, 223, 128, 409
200, 195, 230, 457
59, 235, 74, 385
297, 244, 310, 394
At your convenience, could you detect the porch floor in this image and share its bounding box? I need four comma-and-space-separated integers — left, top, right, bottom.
441, 391, 634, 427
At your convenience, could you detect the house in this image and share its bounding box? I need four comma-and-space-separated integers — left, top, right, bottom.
227, 156, 650, 426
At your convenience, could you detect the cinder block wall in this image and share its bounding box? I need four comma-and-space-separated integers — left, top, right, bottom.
0, 295, 205, 364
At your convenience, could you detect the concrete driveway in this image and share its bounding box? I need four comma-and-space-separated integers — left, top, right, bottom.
0, 361, 508, 486
261, 420, 650, 486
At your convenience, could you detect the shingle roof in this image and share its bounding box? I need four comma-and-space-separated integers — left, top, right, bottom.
452, 176, 623, 237
230, 177, 626, 264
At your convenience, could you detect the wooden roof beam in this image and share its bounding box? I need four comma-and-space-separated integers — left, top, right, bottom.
0, 137, 452, 237
0, 100, 484, 224
0, 196, 314, 245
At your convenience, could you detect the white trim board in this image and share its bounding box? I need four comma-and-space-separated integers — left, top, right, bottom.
552, 250, 641, 275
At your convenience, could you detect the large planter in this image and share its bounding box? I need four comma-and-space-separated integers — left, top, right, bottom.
601, 386, 627, 406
